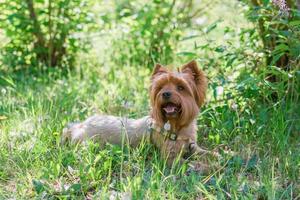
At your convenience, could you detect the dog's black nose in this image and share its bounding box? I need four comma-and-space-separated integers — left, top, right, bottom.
162, 91, 172, 99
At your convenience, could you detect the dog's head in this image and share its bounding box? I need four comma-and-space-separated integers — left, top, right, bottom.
150, 60, 207, 128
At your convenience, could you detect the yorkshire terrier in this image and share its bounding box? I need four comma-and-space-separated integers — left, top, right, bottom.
62, 60, 211, 166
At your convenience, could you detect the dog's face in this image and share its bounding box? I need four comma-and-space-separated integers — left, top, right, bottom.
150, 60, 207, 128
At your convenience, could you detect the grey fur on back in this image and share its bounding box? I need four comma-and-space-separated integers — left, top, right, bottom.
62, 115, 151, 147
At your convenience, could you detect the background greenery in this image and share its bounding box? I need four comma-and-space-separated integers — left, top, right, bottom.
0, 0, 299, 199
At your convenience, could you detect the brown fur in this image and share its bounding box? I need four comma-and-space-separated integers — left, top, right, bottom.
150, 60, 207, 165
62, 60, 209, 167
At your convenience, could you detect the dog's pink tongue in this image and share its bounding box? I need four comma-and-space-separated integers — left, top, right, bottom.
163, 105, 177, 113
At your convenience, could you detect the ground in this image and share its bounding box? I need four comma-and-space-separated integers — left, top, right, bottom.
0, 0, 299, 199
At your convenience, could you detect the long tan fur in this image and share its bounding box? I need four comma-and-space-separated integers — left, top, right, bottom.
62, 60, 209, 166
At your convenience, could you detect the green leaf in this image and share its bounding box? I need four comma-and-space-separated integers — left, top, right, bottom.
69, 183, 82, 193
226, 55, 237, 67
180, 35, 201, 41
215, 46, 226, 53
32, 179, 45, 194
262, 0, 270, 6
289, 20, 300, 26
270, 52, 285, 66
272, 44, 289, 55
176, 51, 197, 57
204, 20, 222, 34
290, 44, 300, 58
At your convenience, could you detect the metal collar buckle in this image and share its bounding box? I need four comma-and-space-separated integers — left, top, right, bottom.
160, 130, 177, 141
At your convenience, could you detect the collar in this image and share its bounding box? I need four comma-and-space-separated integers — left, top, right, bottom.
147, 118, 186, 141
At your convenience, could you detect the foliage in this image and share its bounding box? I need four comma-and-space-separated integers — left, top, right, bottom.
0, 0, 94, 69
0, 0, 299, 199
108, 0, 205, 68
242, 0, 300, 83
0, 61, 299, 199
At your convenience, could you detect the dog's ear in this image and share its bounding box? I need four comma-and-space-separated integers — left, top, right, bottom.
181, 60, 207, 107
181, 60, 203, 83
151, 63, 167, 80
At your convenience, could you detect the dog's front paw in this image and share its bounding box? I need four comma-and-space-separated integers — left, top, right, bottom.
187, 161, 210, 175
189, 143, 220, 158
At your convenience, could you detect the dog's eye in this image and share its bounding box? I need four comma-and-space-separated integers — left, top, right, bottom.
177, 85, 184, 91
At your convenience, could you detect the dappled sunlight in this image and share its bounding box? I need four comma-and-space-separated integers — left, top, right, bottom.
0, 0, 299, 199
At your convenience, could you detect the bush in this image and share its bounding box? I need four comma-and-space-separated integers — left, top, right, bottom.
0, 0, 94, 70
108, 0, 204, 68
237, 0, 300, 103
243, 0, 300, 82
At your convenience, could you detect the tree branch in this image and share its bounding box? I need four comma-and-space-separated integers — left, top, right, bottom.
25, 0, 45, 49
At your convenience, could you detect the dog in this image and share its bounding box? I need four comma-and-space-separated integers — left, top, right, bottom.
62, 60, 209, 166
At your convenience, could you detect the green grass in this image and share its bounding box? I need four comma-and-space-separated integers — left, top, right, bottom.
0, 0, 299, 199
0, 63, 299, 199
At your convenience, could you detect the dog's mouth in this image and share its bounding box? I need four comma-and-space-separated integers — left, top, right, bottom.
161, 102, 181, 116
